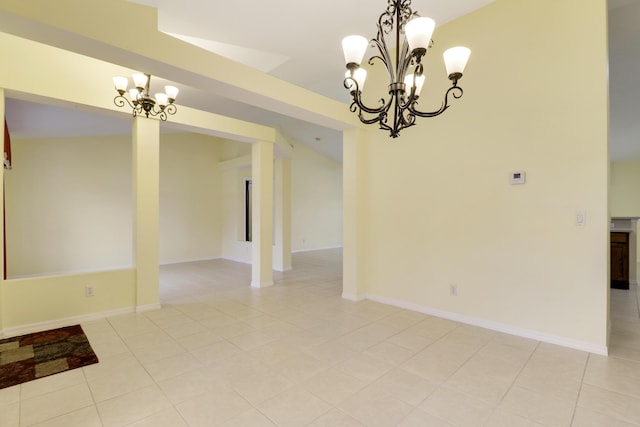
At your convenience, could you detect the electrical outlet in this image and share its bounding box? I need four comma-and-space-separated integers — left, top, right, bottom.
450, 284, 457, 296
85, 285, 95, 297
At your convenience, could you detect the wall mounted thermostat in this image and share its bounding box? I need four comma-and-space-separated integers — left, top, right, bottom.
510, 171, 526, 185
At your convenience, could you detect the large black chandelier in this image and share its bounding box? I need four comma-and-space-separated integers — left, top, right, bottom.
112, 73, 179, 121
342, 0, 471, 138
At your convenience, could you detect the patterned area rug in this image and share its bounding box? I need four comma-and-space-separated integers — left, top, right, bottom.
0, 325, 98, 389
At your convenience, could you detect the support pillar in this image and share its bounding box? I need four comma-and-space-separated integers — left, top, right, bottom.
273, 157, 292, 272
251, 141, 274, 288
132, 117, 161, 311
342, 128, 367, 300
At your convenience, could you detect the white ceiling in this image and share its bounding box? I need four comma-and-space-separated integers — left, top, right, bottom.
5, 0, 639, 162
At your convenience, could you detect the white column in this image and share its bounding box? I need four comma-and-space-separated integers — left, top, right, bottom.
251, 141, 274, 288
342, 128, 367, 300
132, 117, 161, 311
273, 157, 292, 272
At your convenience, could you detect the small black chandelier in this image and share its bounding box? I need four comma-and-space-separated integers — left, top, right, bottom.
342, 0, 471, 138
112, 73, 179, 121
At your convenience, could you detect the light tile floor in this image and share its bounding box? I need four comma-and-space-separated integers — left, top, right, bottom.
2, 249, 640, 426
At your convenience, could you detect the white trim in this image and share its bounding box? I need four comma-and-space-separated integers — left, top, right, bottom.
160, 257, 221, 266
364, 293, 608, 356
631, 280, 638, 286
0, 306, 135, 339
222, 256, 252, 265
292, 245, 343, 254
251, 281, 274, 288
274, 266, 293, 272
136, 303, 162, 313
341, 292, 366, 302
7, 265, 134, 280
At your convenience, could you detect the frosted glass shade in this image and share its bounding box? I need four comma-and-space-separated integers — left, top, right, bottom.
405, 17, 435, 52
112, 76, 128, 92
155, 93, 168, 106
404, 73, 425, 96
129, 89, 140, 101
345, 68, 367, 91
342, 35, 369, 66
132, 73, 148, 89
443, 46, 471, 75
165, 85, 179, 101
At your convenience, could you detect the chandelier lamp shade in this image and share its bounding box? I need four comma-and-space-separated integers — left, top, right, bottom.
342, 0, 471, 138
112, 73, 179, 121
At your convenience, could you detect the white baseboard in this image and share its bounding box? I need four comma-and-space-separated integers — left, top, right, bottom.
136, 303, 162, 313
357, 293, 608, 356
0, 306, 136, 339
341, 292, 366, 302
274, 266, 293, 272
251, 281, 274, 288
292, 246, 343, 254
221, 256, 252, 265
160, 257, 221, 266
631, 280, 638, 286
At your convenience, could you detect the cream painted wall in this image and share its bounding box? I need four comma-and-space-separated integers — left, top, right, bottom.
5, 132, 226, 277
159, 133, 223, 263
5, 135, 133, 277
2, 269, 135, 330
291, 141, 342, 252
355, 0, 609, 349
610, 160, 640, 216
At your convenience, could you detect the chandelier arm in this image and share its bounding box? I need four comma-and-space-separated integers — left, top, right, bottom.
369, 38, 395, 82
114, 95, 135, 110
396, 41, 413, 85
407, 85, 464, 118
349, 84, 392, 115
163, 104, 177, 116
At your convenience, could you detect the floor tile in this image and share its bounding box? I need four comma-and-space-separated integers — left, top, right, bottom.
337, 353, 394, 383
231, 370, 295, 405
21, 369, 86, 400
572, 405, 639, 427
577, 383, 640, 425
124, 407, 189, 427
20, 383, 94, 426
30, 406, 101, 427
0, 401, 19, 427
307, 408, 366, 427
218, 409, 277, 427
157, 366, 229, 405
142, 351, 203, 382
0, 385, 20, 405
396, 408, 455, 427
176, 389, 253, 427
303, 367, 367, 406
419, 386, 495, 427
499, 385, 575, 426
96, 385, 172, 427
190, 340, 243, 365
365, 341, 416, 365
257, 387, 332, 427
338, 387, 415, 427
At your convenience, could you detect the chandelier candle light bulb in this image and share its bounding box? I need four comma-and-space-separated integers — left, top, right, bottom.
341, 0, 471, 138
112, 73, 179, 121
